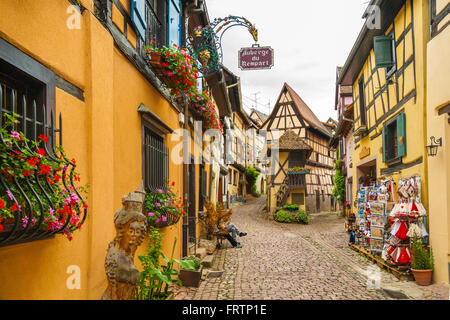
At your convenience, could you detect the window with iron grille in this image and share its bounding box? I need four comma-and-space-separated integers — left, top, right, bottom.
143, 127, 168, 191
0, 39, 88, 247
292, 193, 304, 205
145, 0, 167, 48
0, 59, 49, 142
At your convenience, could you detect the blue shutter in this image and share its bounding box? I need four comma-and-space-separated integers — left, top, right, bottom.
396, 113, 406, 158
131, 0, 146, 41
168, 0, 181, 47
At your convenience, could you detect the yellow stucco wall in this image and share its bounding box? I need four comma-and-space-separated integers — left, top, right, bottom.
351, 0, 429, 211
426, 24, 450, 284
0, 1, 188, 299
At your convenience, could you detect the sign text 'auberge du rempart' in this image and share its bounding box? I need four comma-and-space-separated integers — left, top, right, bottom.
238, 46, 274, 70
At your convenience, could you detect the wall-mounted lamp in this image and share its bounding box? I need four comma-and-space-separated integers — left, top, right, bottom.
426, 136, 442, 157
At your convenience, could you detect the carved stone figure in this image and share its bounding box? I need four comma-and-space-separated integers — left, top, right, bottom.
102, 184, 147, 300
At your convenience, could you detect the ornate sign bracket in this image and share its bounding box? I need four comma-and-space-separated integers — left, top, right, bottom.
187, 15, 258, 77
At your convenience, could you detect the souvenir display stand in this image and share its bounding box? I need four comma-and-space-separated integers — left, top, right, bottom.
349, 176, 427, 280
381, 176, 428, 267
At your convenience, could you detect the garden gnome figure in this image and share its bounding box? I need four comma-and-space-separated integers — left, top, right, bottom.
102, 183, 147, 300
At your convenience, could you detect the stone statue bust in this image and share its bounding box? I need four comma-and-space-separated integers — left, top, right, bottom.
102, 184, 147, 300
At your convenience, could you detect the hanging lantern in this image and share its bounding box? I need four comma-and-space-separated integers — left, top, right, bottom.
426, 136, 442, 157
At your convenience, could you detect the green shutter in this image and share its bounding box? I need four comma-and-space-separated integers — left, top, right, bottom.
397, 113, 406, 158
382, 126, 387, 162
374, 35, 394, 68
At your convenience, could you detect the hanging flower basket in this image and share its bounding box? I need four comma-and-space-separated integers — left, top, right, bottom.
144, 43, 199, 96
143, 182, 186, 230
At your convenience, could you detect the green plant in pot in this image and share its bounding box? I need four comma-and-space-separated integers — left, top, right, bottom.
178, 255, 203, 288
135, 227, 196, 300
410, 236, 434, 286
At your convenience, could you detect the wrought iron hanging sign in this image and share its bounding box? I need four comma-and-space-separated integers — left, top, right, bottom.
187, 15, 260, 77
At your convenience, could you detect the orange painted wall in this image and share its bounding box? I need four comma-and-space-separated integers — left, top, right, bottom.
0, 0, 186, 299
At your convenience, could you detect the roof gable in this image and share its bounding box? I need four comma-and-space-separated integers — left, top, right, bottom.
262, 83, 331, 138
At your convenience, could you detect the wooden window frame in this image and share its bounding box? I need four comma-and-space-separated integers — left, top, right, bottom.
383, 113, 404, 165
358, 77, 367, 127
0, 37, 55, 130
385, 30, 397, 79
139, 104, 173, 191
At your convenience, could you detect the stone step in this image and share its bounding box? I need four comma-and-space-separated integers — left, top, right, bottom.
201, 254, 214, 268
195, 248, 207, 260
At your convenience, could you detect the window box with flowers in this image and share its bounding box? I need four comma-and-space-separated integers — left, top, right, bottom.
0, 113, 88, 245
145, 42, 199, 98
144, 43, 223, 134
143, 181, 186, 229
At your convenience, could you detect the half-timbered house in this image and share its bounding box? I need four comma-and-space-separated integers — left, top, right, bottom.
262, 83, 336, 213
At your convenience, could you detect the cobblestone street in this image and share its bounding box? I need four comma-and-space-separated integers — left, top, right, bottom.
173, 197, 450, 300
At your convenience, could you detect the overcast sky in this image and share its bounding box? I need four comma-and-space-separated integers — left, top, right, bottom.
206, 0, 369, 122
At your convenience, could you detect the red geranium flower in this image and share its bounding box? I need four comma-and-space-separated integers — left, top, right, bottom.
39, 164, 51, 175
38, 134, 49, 143
37, 148, 46, 157
0, 199, 5, 209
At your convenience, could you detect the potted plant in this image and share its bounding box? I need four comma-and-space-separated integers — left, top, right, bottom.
136, 228, 197, 300
410, 236, 434, 286
143, 181, 186, 229
178, 255, 203, 287
144, 42, 199, 97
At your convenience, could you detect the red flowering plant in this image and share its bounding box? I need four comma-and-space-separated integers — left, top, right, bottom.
145, 43, 223, 134
0, 113, 89, 240
188, 89, 224, 133
145, 42, 200, 97
143, 181, 186, 228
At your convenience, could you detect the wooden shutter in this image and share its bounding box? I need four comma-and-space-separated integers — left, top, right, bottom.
374, 35, 394, 68
168, 0, 181, 46
382, 126, 387, 163
396, 113, 406, 158
131, 0, 147, 41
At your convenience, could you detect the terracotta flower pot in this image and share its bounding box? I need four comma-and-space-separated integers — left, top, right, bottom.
179, 267, 203, 287
148, 52, 162, 64
411, 269, 433, 286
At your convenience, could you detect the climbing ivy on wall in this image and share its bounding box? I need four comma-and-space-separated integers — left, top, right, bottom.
332, 156, 346, 206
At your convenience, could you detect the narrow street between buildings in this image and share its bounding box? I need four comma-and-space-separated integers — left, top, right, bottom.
173, 197, 449, 300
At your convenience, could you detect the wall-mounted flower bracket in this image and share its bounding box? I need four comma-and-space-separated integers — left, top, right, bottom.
187, 15, 258, 77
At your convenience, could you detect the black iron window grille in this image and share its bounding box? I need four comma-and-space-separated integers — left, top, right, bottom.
0, 84, 87, 247
143, 126, 169, 192
145, 0, 167, 48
